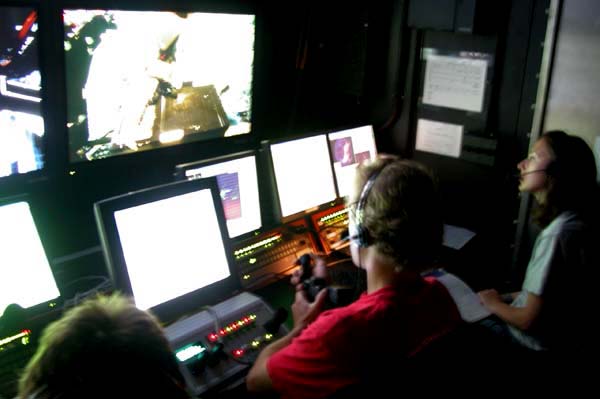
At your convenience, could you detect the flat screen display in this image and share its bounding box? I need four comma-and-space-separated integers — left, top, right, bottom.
0, 201, 60, 317
1, 7, 45, 178
94, 178, 238, 321
328, 125, 377, 198
270, 134, 337, 218
64, 9, 255, 162
177, 153, 261, 239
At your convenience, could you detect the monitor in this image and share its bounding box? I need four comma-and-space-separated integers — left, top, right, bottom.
269, 133, 337, 219
63, 9, 255, 162
0, 199, 60, 319
174, 151, 261, 239
94, 177, 239, 323
0, 6, 45, 179
328, 125, 377, 198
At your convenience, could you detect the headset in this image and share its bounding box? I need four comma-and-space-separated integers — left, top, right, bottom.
351, 163, 389, 248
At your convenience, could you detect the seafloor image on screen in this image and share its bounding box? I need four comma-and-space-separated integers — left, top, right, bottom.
0, 7, 45, 178
216, 172, 241, 220
330, 137, 356, 167
63, 10, 255, 162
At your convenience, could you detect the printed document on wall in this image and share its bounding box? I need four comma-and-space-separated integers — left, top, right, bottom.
415, 119, 463, 158
423, 54, 487, 112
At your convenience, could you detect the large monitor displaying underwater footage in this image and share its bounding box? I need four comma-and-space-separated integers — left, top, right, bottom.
0, 6, 45, 179
94, 178, 239, 323
328, 125, 377, 198
0, 199, 60, 318
174, 151, 261, 239
64, 9, 255, 162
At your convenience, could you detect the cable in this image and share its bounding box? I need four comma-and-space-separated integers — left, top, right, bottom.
62, 277, 112, 309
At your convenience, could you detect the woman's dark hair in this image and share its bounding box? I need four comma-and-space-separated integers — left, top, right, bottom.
354, 155, 443, 270
533, 130, 598, 226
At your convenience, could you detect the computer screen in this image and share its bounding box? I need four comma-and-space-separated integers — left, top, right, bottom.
328, 125, 377, 198
174, 151, 261, 239
270, 134, 337, 219
64, 9, 255, 162
0, 6, 45, 178
0, 200, 60, 318
94, 178, 238, 322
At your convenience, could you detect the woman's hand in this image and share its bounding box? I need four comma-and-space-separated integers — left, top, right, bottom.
478, 289, 503, 311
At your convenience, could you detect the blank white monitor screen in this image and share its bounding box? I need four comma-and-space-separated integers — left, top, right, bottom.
329, 125, 378, 198
113, 189, 231, 310
0, 201, 60, 317
183, 155, 261, 238
270, 134, 337, 218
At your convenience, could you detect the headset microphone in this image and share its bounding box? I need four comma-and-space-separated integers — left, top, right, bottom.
518, 169, 546, 177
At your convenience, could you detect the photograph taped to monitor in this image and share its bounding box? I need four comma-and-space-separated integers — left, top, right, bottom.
0, 7, 45, 178
63, 9, 255, 162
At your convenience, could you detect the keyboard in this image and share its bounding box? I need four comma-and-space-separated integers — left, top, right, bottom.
0, 330, 37, 398
233, 227, 314, 289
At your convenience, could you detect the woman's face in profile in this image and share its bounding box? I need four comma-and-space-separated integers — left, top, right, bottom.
517, 138, 553, 194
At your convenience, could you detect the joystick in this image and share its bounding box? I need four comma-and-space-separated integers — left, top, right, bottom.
296, 254, 354, 307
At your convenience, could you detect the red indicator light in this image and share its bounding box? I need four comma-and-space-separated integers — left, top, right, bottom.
207, 333, 219, 342
219, 329, 226, 336
232, 349, 245, 358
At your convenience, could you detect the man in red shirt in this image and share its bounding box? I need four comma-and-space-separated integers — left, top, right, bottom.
246, 156, 461, 399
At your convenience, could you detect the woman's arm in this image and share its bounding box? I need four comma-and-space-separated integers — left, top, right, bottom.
479, 289, 543, 331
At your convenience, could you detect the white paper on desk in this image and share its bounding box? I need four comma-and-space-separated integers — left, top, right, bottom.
423, 54, 487, 112
443, 224, 476, 250
415, 119, 463, 158
436, 272, 491, 323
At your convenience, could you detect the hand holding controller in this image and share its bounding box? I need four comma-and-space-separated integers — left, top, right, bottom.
295, 253, 329, 303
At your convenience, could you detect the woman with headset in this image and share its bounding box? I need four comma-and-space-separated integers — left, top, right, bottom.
246, 155, 462, 399
478, 130, 598, 353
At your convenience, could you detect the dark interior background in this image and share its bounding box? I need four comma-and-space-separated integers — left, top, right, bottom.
0, 0, 552, 298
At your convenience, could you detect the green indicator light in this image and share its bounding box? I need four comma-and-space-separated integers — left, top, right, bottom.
175, 344, 206, 362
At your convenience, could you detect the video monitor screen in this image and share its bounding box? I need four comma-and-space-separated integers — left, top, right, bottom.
94, 178, 238, 321
270, 134, 337, 218
328, 125, 377, 198
1, 7, 45, 178
64, 9, 255, 162
175, 152, 261, 239
0, 200, 60, 318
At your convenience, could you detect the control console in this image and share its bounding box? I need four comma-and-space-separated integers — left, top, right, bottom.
164, 292, 288, 397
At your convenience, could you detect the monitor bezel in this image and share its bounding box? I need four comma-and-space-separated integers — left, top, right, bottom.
173, 149, 263, 242
0, 3, 52, 192
61, 5, 258, 166
264, 130, 341, 224
0, 194, 62, 325
93, 177, 240, 324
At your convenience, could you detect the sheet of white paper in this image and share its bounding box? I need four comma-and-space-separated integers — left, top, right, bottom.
423, 54, 487, 112
415, 119, 463, 158
436, 272, 491, 323
443, 224, 476, 250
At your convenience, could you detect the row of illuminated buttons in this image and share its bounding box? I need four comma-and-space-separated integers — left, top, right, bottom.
231, 333, 275, 358
206, 314, 258, 342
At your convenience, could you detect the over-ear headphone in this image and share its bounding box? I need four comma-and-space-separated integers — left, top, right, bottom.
351, 164, 388, 248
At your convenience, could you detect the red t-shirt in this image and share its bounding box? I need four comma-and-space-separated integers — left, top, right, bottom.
267, 275, 461, 399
